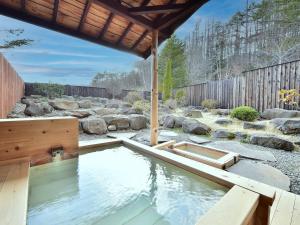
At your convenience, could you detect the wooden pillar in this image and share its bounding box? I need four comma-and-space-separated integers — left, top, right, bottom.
150, 30, 159, 146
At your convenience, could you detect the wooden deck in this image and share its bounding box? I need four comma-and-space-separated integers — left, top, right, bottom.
0, 158, 30, 225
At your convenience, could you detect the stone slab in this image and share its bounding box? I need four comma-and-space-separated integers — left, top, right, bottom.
188, 135, 211, 144
107, 132, 137, 139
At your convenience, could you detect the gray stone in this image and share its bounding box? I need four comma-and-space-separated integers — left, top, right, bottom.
190, 110, 203, 118
21, 97, 33, 106
249, 134, 294, 151
271, 118, 300, 134
69, 109, 91, 118
11, 102, 26, 114
188, 135, 211, 144
24, 102, 53, 116
49, 99, 79, 110
105, 103, 119, 108
78, 100, 92, 109
163, 115, 176, 128
102, 115, 130, 130
174, 116, 185, 128
81, 117, 107, 135
93, 107, 117, 116
235, 132, 248, 140
215, 118, 232, 125
160, 130, 178, 137
213, 108, 231, 116
243, 122, 266, 130
128, 114, 147, 130
206, 141, 276, 161
261, 108, 300, 119
213, 129, 235, 139
227, 160, 290, 191
182, 119, 211, 135
107, 132, 137, 139
107, 125, 117, 131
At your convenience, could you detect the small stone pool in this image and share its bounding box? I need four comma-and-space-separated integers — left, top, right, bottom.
27, 145, 228, 225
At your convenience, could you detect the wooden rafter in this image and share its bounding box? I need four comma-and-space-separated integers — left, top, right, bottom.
21, 0, 26, 11
155, 0, 208, 31
129, 4, 187, 15
93, 0, 154, 31
98, 12, 114, 39
78, 0, 92, 31
52, 0, 60, 22
131, 30, 148, 50
116, 22, 133, 45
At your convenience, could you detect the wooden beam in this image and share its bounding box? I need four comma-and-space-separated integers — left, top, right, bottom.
0, 5, 146, 58
129, 4, 187, 15
93, 0, 154, 31
116, 22, 133, 45
98, 12, 114, 39
131, 30, 148, 49
21, 0, 26, 11
155, 0, 208, 30
78, 0, 92, 31
150, 30, 159, 146
52, 0, 60, 22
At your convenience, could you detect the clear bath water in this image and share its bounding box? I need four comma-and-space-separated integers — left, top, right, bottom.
27, 145, 227, 225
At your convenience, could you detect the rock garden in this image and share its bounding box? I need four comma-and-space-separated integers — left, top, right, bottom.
9, 94, 300, 194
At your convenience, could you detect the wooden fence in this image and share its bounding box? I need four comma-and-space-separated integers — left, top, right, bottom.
0, 54, 24, 118
179, 59, 300, 112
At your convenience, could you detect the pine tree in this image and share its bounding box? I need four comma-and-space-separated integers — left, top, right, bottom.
163, 59, 173, 101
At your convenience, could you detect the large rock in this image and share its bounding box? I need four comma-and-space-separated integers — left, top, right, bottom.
190, 110, 203, 118
163, 115, 176, 128
249, 134, 294, 151
182, 119, 211, 135
49, 99, 79, 110
271, 118, 300, 134
243, 122, 266, 130
129, 114, 147, 130
261, 108, 300, 119
93, 107, 118, 116
81, 117, 107, 134
102, 115, 130, 130
78, 100, 92, 109
11, 102, 26, 114
24, 102, 53, 116
215, 118, 232, 125
69, 109, 92, 118
213, 108, 231, 116
213, 129, 235, 139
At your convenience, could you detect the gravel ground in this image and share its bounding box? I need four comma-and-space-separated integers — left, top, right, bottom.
79, 132, 300, 195
263, 148, 300, 194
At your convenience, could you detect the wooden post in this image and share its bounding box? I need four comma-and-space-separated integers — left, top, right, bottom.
150, 30, 159, 146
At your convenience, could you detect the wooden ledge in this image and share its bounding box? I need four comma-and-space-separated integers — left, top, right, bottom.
79, 138, 122, 150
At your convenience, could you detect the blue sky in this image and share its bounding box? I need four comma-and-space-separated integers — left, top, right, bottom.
0, 0, 252, 85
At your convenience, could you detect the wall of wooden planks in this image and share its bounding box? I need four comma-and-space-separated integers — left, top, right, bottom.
0, 53, 24, 118
179, 59, 300, 112
0, 117, 79, 165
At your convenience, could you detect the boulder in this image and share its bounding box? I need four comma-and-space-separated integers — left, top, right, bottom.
105, 103, 119, 108
182, 119, 211, 135
163, 115, 176, 128
213, 108, 231, 116
78, 100, 92, 109
243, 122, 266, 130
261, 108, 300, 119
119, 107, 142, 115
249, 134, 294, 151
107, 125, 117, 131
102, 115, 130, 130
215, 118, 232, 125
174, 116, 185, 128
81, 117, 107, 135
235, 132, 248, 140
93, 107, 118, 116
129, 114, 147, 130
24, 102, 53, 116
271, 118, 300, 134
10, 102, 26, 115
69, 109, 92, 118
21, 97, 33, 106
49, 99, 79, 110
213, 129, 235, 139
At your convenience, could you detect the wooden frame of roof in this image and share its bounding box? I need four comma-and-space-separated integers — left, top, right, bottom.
0, 0, 208, 58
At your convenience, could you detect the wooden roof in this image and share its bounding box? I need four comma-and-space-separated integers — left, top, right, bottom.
0, 0, 208, 58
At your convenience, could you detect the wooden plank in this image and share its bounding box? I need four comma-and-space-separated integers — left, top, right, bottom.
291, 195, 300, 225
270, 191, 296, 225
196, 185, 259, 225
0, 117, 78, 165
79, 138, 122, 150
0, 159, 30, 225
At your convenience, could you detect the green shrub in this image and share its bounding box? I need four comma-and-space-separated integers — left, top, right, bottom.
175, 89, 186, 106
33, 82, 64, 99
201, 99, 218, 109
163, 59, 173, 101
230, 106, 259, 121
133, 100, 151, 113
124, 91, 142, 104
